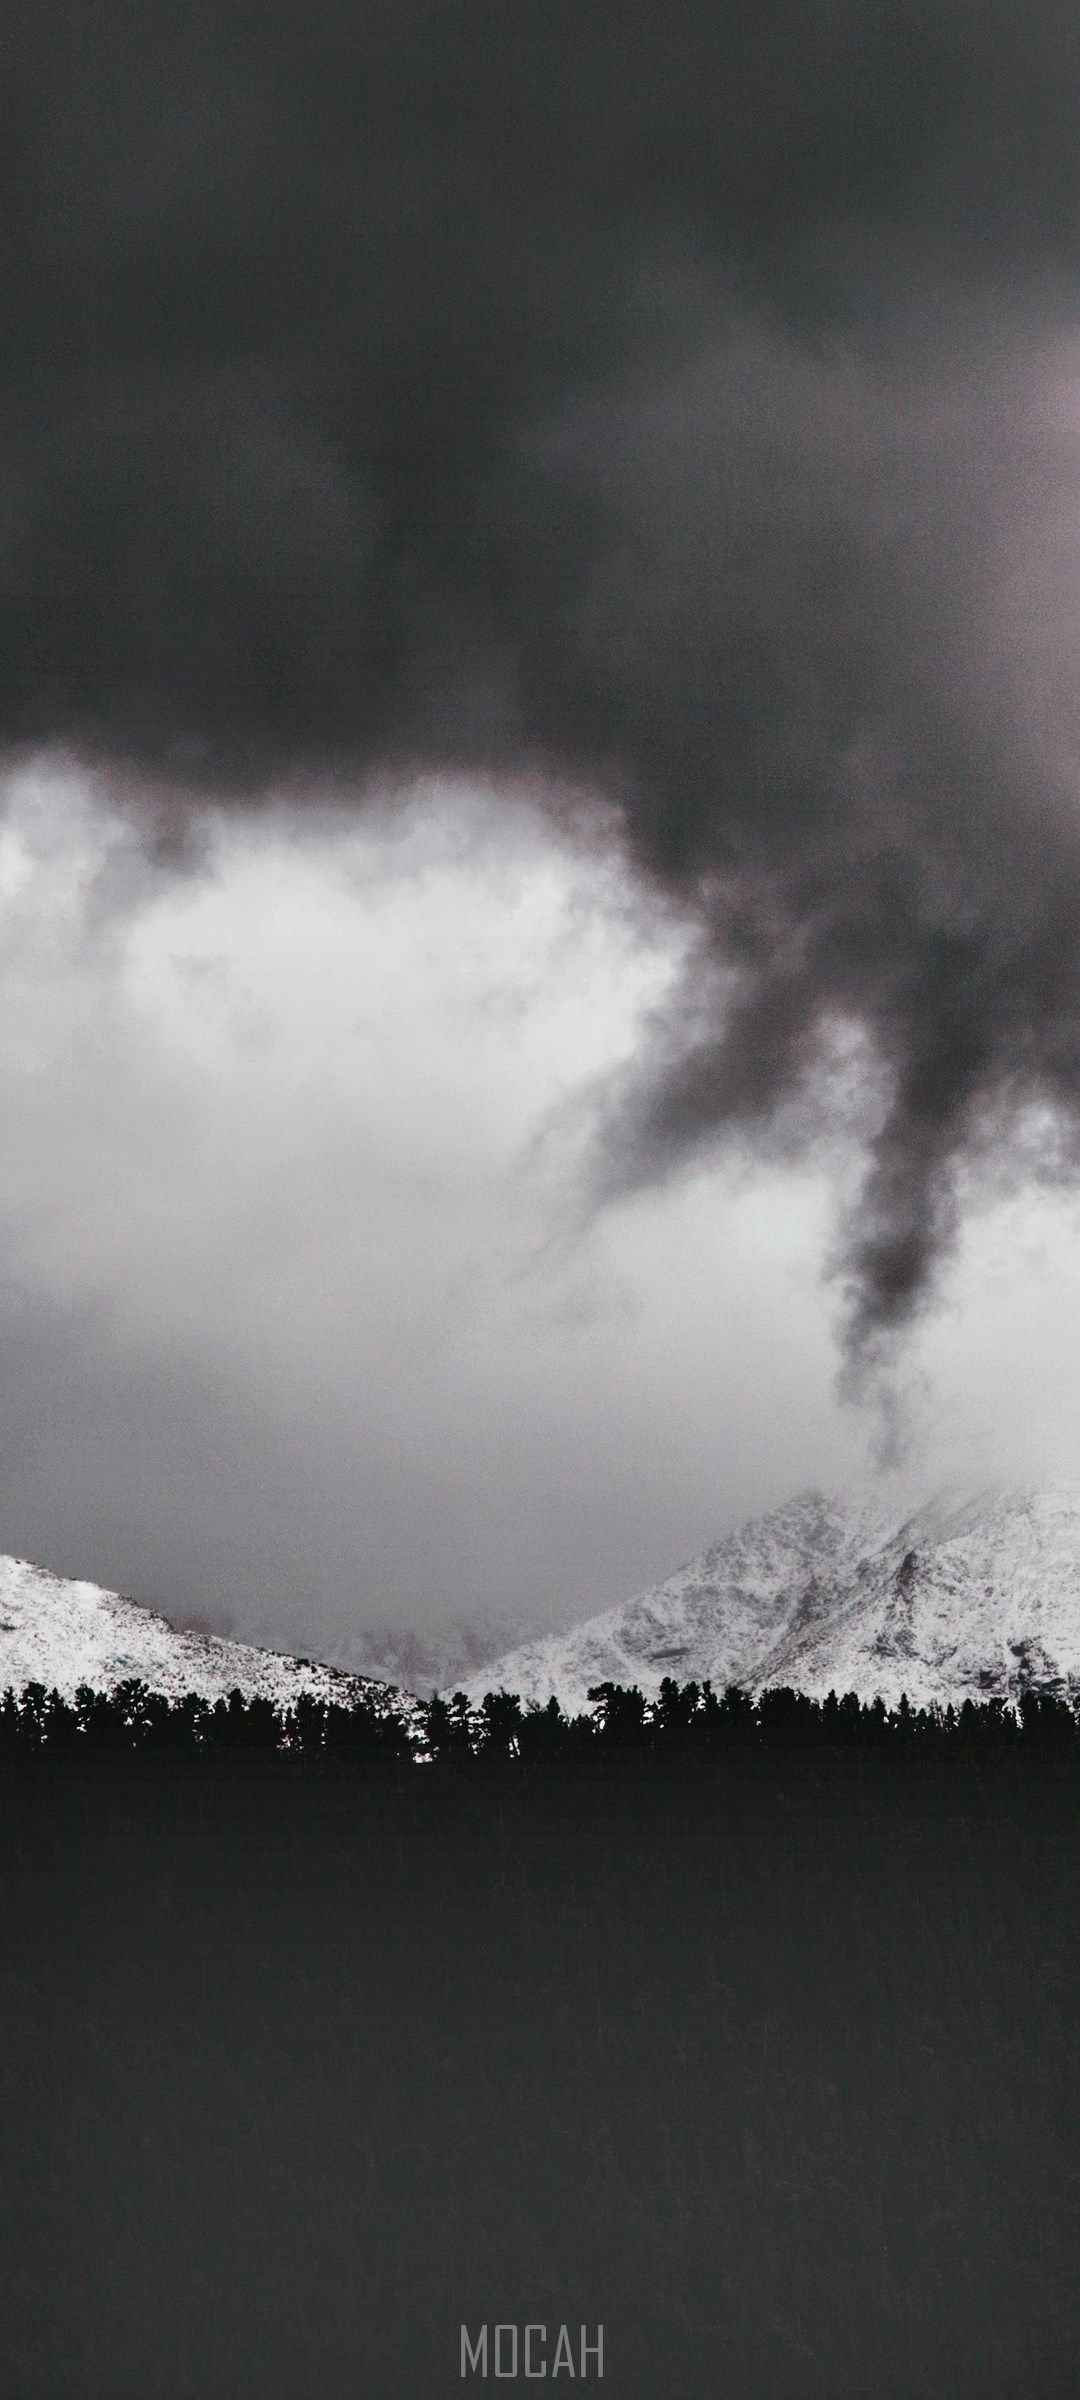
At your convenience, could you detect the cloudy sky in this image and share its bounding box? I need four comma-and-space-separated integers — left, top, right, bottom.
2, 758, 1080, 1659
5, 3, 1080, 1652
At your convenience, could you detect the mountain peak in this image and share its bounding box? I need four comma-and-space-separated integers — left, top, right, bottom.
455, 1481, 1080, 1718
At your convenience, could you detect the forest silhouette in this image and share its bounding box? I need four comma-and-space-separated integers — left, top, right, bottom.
0, 1671, 1075, 1762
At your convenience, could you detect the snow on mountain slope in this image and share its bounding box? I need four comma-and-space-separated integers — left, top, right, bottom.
0, 1551, 416, 1722
455, 1485, 1080, 1718
453, 1490, 894, 1714
762, 1484, 1080, 1712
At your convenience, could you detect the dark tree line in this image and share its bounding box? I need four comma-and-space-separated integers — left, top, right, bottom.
0, 1681, 414, 1759
0, 1673, 1077, 1763
427, 1679, 1080, 1759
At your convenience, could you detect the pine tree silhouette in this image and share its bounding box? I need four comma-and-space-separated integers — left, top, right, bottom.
478, 1690, 522, 1757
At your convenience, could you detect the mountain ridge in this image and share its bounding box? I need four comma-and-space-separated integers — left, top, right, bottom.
0, 1550, 419, 1727
452, 1483, 1080, 1718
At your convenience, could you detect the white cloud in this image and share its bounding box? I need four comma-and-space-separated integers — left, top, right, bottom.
0, 761, 1075, 1651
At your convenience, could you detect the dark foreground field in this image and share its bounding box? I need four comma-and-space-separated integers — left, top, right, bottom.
0, 1749, 1078, 2399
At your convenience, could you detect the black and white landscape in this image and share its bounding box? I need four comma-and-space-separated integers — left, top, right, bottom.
20, 1478, 1080, 1730
0, 1549, 407, 1716
9, 0, 1080, 2393
464, 1484, 1080, 1717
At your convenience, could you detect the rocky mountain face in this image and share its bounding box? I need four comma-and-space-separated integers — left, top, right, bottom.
455, 1485, 1080, 1718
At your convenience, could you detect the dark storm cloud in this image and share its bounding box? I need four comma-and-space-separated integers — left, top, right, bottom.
5, 0, 1080, 1353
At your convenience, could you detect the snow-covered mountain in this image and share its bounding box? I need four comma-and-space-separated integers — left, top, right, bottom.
0, 1550, 417, 1724
455, 1485, 1080, 1718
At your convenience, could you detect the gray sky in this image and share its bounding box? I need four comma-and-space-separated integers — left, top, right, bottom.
0, 762, 1079, 1655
